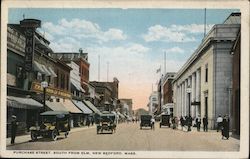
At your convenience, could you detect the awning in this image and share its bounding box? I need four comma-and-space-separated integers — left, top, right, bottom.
40, 111, 69, 116
41, 65, 51, 76
46, 100, 68, 112
33, 61, 46, 74
72, 100, 93, 114
117, 112, 125, 119
60, 99, 82, 113
7, 96, 43, 109
33, 61, 51, 76
71, 80, 85, 92
48, 67, 57, 77
83, 100, 102, 115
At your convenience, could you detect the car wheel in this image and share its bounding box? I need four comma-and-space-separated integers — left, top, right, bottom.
31, 131, 37, 141
51, 130, 58, 141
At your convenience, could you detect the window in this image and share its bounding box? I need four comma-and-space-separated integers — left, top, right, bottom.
205, 64, 208, 82
61, 73, 65, 89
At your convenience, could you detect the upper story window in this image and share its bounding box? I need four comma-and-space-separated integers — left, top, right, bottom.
205, 64, 208, 82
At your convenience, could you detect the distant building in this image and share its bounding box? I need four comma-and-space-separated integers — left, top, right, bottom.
173, 13, 240, 129
52, 50, 90, 94
147, 91, 158, 115
89, 78, 119, 111
120, 99, 133, 116
156, 73, 175, 115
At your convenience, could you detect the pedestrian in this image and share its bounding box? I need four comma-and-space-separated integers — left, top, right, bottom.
195, 115, 201, 131
151, 117, 155, 130
180, 116, 184, 130
91, 117, 94, 126
222, 114, 230, 140
203, 115, 208, 132
216, 114, 223, 132
11, 115, 18, 144
175, 116, 179, 129
86, 117, 90, 127
172, 117, 176, 129
187, 115, 192, 131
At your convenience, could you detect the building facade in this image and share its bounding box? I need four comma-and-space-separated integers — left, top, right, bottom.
52, 51, 90, 94
147, 91, 158, 115
173, 13, 240, 129
7, 19, 73, 135
120, 99, 133, 116
162, 73, 176, 116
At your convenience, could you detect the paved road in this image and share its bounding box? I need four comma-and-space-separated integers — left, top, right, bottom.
7, 122, 239, 151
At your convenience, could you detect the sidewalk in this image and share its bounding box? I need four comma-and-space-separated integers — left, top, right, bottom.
6, 125, 96, 147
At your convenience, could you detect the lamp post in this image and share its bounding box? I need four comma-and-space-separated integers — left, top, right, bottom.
41, 81, 48, 112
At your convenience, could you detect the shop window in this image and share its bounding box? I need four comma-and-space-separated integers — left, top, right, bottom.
61, 74, 65, 89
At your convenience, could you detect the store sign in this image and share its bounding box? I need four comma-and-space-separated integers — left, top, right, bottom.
31, 82, 71, 98
24, 28, 35, 72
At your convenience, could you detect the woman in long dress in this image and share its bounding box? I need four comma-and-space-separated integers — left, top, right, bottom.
222, 115, 230, 139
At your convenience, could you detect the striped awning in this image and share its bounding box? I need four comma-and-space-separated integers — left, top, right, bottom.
46, 100, 68, 112
7, 96, 43, 109
72, 100, 93, 114
60, 99, 82, 113
83, 100, 102, 115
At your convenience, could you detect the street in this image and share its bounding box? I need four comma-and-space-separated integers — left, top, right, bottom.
7, 122, 239, 151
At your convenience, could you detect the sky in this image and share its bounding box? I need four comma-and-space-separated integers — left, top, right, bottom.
9, 8, 239, 110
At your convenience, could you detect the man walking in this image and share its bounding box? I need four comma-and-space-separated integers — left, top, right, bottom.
195, 115, 201, 131
11, 115, 18, 144
202, 115, 208, 132
216, 114, 223, 132
187, 115, 192, 131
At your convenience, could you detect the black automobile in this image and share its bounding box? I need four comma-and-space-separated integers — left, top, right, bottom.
160, 114, 171, 128
29, 111, 70, 141
96, 112, 117, 134
140, 115, 152, 129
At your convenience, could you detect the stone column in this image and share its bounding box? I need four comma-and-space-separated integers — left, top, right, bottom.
181, 82, 184, 116
191, 73, 196, 118
196, 69, 201, 116
184, 80, 187, 116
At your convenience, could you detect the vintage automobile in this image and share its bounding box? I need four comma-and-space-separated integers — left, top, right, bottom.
160, 114, 171, 128
96, 111, 117, 134
140, 115, 152, 129
29, 111, 70, 141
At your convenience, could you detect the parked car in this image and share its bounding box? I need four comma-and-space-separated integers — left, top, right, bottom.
29, 111, 70, 141
160, 114, 171, 128
140, 115, 152, 129
96, 111, 117, 134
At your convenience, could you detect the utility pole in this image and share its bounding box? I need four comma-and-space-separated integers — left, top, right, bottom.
107, 61, 109, 82
204, 8, 207, 38
164, 51, 166, 75
98, 55, 100, 81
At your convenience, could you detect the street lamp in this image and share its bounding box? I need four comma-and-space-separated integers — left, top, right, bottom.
41, 81, 48, 112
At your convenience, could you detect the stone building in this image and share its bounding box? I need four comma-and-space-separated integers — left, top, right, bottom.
172, 13, 240, 129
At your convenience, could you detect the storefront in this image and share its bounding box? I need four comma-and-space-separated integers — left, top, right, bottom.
72, 100, 93, 126
7, 95, 43, 137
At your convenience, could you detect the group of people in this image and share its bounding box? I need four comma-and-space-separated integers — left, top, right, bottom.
168, 114, 230, 140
